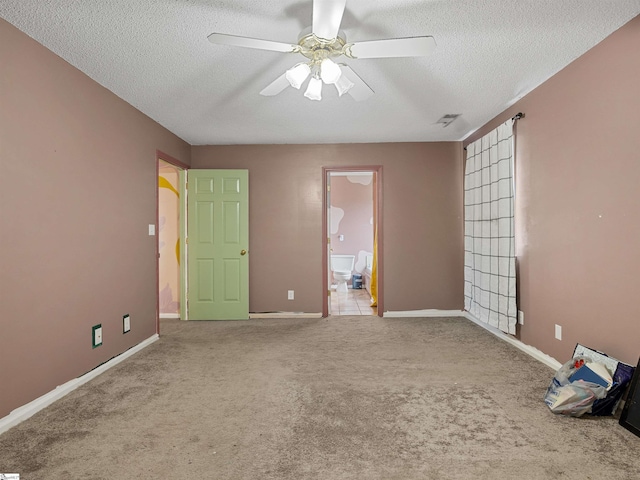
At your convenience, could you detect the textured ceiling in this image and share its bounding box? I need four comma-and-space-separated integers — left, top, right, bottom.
1, 1, 638, 145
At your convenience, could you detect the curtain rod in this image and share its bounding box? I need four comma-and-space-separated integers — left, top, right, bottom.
463, 112, 525, 150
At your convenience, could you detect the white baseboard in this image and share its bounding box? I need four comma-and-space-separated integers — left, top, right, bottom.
463, 311, 562, 370
383, 309, 465, 318
0, 334, 159, 436
159, 313, 180, 319
249, 312, 322, 319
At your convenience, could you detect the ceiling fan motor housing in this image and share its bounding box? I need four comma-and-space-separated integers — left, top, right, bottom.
297, 29, 351, 65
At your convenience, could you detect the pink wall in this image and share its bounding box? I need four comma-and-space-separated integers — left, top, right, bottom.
464, 16, 640, 365
0, 19, 191, 418
330, 174, 374, 278
191, 142, 464, 314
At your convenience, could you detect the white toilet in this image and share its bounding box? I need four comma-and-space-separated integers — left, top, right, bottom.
331, 254, 355, 293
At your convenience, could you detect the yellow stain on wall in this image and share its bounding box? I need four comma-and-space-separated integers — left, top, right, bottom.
370, 228, 378, 307
159, 176, 179, 197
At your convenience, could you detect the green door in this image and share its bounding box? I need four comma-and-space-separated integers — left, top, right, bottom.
187, 170, 249, 320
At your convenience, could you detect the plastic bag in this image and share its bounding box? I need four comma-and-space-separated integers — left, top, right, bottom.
544, 357, 608, 417
545, 381, 608, 417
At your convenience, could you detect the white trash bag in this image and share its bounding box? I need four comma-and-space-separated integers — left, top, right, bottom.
544, 357, 608, 417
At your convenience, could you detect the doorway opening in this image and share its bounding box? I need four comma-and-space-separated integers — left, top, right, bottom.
323, 166, 383, 317
156, 151, 188, 333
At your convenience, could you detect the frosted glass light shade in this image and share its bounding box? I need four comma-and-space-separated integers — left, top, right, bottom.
320, 59, 341, 84
285, 63, 311, 89
304, 76, 323, 101
334, 74, 354, 96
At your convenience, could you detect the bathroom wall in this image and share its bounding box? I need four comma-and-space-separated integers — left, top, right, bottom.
158, 162, 181, 315
330, 174, 374, 280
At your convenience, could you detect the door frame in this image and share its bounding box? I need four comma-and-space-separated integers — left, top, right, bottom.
155, 150, 189, 334
322, 166, 383, 317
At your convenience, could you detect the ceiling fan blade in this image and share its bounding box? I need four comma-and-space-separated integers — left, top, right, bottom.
208, 33, 297, 53
259, 73, 291, 96
339, 65, 374, 102
312, 0, 347, 40
348, 36, 436, 59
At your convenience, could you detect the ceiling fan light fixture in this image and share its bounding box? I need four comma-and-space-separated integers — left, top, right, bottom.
285, 63, 311, 89
334, 73, 354, 96
320, 58, 342, 84
304, 75, 323, 101
208, 1, 437, 102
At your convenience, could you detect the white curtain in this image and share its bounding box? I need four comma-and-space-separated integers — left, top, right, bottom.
464, 120, 517, 334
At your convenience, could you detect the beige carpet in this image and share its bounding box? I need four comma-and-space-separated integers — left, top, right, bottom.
1, 316, 638, 479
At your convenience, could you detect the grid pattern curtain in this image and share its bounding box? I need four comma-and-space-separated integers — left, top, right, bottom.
464, 120, 516, 334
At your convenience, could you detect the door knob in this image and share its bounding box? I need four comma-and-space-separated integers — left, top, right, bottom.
240, 249, 247, 256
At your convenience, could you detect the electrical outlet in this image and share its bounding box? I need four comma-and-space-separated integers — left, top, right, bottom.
555, 324, 562, 340
92, 324, 103, 348
288, 290, 294, 300
123, 314, 131, 334
518, 310, 524, 325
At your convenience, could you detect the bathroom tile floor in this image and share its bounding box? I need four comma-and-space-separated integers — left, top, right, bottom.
330, 288, 377, 316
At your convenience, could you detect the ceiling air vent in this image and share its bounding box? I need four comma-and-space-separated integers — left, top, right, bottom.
436, 114, 461, 127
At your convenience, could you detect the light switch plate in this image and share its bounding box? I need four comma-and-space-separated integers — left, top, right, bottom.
555, 324, 562, 340
123, 314, 131, 334
288, 290, 294, 300
148, 224, 156, 236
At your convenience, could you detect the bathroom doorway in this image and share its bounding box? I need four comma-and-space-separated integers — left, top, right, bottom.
322, 166, 383, 317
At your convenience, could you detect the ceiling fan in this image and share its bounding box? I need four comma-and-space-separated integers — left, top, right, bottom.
208, 0, 436, 101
